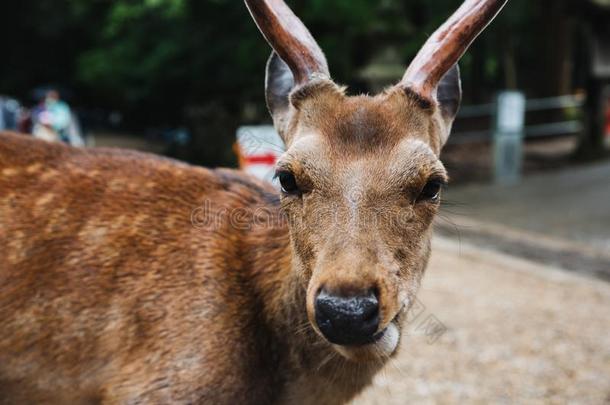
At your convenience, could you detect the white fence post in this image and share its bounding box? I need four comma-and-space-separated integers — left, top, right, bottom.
493, 91, 526, 185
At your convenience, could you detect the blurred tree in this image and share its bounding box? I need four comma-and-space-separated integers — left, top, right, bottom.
0, 0, 111, 101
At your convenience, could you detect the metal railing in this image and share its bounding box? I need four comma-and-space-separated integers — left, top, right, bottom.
450, 94, 585, 144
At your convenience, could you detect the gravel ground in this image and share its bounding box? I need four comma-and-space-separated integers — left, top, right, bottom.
352, 237, 610, 404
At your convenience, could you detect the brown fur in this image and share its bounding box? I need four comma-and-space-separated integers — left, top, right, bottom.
0, 133, 290, 403
0, 78, 448, 404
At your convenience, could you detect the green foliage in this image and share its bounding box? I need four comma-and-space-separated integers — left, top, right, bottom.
0, 0, 591, 139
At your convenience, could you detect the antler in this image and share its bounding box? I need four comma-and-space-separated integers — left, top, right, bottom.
400, 0, 508, 101
245, 0, 329, 85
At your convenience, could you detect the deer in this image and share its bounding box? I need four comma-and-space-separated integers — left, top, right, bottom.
0, 0, 507, 403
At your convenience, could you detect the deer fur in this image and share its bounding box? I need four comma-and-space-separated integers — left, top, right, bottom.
0, 128, 389, 404
0, 0, 507, 403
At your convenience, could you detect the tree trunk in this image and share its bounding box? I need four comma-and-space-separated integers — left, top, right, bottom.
541, 0, 574, 96
575, 1, 610, 159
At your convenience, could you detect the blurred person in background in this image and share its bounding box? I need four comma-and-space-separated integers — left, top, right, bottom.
32, 89, 84, 146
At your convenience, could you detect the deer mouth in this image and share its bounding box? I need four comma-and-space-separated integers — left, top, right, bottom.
335, 312, 400, 346
330, 312, 403, 362
331, 322, 401, 363
371, 320, 401, 355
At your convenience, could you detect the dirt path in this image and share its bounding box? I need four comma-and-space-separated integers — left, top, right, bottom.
352, 237, 610, 404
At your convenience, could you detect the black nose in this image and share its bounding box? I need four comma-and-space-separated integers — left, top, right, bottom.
314, 289, 380, 346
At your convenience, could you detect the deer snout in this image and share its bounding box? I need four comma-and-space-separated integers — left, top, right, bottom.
314, 289, 380, 346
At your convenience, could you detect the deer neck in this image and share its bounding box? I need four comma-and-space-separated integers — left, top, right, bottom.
244, 208, 307, 346
243, 202, 381, 403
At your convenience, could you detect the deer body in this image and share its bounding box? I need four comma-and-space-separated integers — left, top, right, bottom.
0, 132, 380, 404
0, 0, 507, 403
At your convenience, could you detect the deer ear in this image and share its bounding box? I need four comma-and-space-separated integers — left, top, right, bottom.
265, 52, 295, 137
436, 64, 462, 146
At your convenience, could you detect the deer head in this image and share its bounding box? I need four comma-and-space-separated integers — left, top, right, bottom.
245, 0, 506, 362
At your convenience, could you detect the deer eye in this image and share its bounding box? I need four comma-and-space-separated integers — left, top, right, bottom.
276, 170, 300, 195
417, 178, 444, 202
